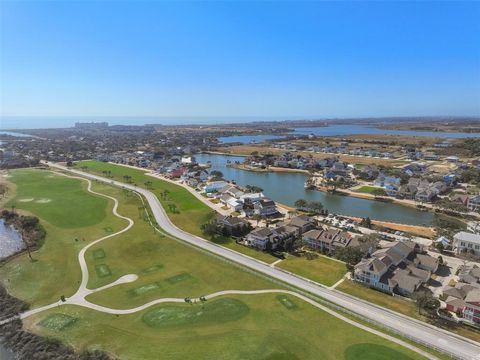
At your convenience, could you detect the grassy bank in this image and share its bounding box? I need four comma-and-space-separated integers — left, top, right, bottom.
277, 255, 347, 287
73, 160, 277, 263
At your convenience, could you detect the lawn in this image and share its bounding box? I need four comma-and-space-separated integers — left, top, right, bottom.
337, 280, 418, 318
74, 160, 214, 237
24, 293, 427, 360
277, 255, 347, 287
82, 184, 279, 308
7, 169, 108, 228
0, 170, 126, 307
354, 185, 383, 194
74, 160, 278, 263
337, 280, 480, 343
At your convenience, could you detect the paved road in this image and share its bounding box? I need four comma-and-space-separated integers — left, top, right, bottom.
48, 162, 480, 360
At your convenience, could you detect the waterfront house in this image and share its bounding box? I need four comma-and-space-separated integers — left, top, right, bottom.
204, 181, 229, 193
415, 188, 438, 202
359, 165, 379, 180
453, 232, 480, 256
253, 198, 278, 216
286, 215, 316, 234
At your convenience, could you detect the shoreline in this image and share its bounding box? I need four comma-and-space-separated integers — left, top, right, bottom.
226, 162, 311, 175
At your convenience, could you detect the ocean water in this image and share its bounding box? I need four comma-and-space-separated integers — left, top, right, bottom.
0, 116, 302, 130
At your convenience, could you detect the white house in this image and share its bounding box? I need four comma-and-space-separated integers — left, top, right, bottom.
454, 232, 480, 256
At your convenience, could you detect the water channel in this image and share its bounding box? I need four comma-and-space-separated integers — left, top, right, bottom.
196, 153, 434, 226
218, 124, 480, 144
0, 219, 25, 260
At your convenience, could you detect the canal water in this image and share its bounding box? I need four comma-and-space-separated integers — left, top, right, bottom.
196, 153, 433, 226
218, 124, 480, 144
0, 219, 25, 260
0, 345, 15, 360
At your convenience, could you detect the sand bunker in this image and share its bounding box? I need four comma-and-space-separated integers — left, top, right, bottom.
35, 198, 52, 203
18, 198, 34, 202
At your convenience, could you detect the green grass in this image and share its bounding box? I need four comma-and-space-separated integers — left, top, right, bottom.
142, 264, 164, 273
337, 280, 418, 318
24, 294, 428, 360
7, 169, 108, 228
276, 295, 298, 310
95, 264, 112, 278
142, 298, 250, 328
74, 160, 278, 263
0, 170, 126, 307
277, 255, 347, 287
1, 169, 434, 359
165, 272, 193, 284
338, 280, 480, 343
75, 160, 214, 237
92, 248, 106, 260
130, 282, 161, 296
38, 313, 77, 331
354, 186, 382, 194
344, 343, 416, 360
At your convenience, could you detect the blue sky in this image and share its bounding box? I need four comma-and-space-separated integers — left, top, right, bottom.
1, 1, 479, 119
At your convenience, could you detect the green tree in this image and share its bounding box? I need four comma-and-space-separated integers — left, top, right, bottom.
371, 188, 386, 198
294, 199, 307, 209
210, 170, 224, 179
413, 290, 440, 316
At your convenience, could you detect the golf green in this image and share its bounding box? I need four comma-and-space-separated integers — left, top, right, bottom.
142, 298, 250, 328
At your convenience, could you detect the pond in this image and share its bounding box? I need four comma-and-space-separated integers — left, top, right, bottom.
196, 153, 434, 226
0, 219, 25, 259
0, 345, 15, 360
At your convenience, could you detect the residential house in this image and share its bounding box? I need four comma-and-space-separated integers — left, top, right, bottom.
286, 215, 316, 235
452, 194, 470, 208
468, 195, 480, 212
354, 240, 435, 296
214, 214, 249, 234
245, 228, 277, 250
403, 163, 426, 177
204, 181, 229, 193
253, 198, 278, 216
359, 165, 379, 180
453, 232, 480, 256
302, 228, 355, 254
458, 264, 480, 284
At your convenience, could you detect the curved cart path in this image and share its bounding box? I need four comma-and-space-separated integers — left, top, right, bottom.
9, 164, 478, 359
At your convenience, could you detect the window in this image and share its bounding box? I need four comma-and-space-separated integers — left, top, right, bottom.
461, 242, 466, 246
476, 245, 480, 250
468, 243, 473, 248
